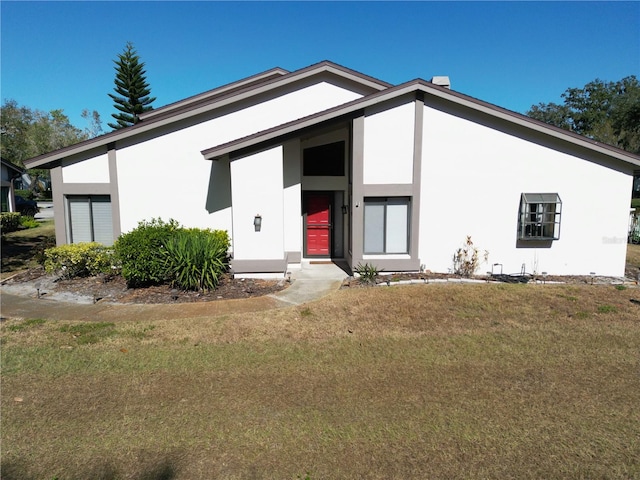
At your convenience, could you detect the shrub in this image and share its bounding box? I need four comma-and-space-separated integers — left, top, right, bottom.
164, 228, 230, 291
453, 235, 489, 277
1, 212, 21, 232
113, 218, 181, 287
44, 243, 116, 278
19, 215, 39, 229
14, 189, 34, 200
354, 262, 381, 284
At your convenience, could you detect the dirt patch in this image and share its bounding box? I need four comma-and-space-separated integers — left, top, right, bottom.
2, 267, 288, 304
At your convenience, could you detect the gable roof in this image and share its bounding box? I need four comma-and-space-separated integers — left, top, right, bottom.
1, 158, 24, 175
201, 78, 640, 168
138, 67, 290, 121
24, 61, 392, 169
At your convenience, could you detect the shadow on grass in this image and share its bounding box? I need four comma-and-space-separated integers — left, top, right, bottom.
1, 457, 178, 480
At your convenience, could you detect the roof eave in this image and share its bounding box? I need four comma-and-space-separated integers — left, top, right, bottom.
202, 80, 640, 168
24, 61, 393, 170
138, 67, 291, 121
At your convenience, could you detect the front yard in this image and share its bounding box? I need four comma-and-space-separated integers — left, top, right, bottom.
2, 282, 639, 479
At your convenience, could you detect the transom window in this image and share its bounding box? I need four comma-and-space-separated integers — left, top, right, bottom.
303, 141, 345, 176
364, 197, 410, 254
518, 193, 562, 240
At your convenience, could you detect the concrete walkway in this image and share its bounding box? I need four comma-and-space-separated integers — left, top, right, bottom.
270, 261, 350, 305
0, 262, 350, 321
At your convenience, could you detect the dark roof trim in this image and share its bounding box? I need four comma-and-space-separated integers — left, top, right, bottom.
24, 61, 392, 169
202, 79, 640, 168
1, 158, 24, 174
138, 67, 290, 121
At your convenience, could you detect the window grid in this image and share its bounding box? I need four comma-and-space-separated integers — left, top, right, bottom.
518, 193, 562, 240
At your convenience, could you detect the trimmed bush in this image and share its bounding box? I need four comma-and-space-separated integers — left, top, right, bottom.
1, 212, 21, 233
44, 243, 116, 278
14, 189, 34, 200
113, 218, 181, 287
19, 215, 39, 229
165, 228, 230, 291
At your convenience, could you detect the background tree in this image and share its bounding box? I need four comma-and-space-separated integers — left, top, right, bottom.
527, 76, 640, 154
108, 42, 156, 129
0, 100, 100, 167
0, 100, 102, 195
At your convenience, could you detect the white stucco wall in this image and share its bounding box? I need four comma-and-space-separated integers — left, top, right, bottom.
419, 104, 631, 277
115, 81, 362, 237
363, 101, 415, 185
231, 146, 284, 260
62, 153, 110, 183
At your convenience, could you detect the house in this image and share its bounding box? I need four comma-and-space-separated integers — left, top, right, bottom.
24, 61, 640, 278
1, 158, 23, 213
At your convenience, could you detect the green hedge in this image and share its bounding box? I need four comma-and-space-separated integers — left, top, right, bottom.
1, 212, 21, 233
113, 218, 181, 287
44, 243, 117, 278
114, 218, 230, 291
14, 189, 34, 200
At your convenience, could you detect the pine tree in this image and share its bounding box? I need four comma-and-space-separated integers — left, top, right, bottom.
108, 42, 156, 130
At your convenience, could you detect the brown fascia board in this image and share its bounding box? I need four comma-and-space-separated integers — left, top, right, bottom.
137, 61, 393, 125
138, 67, 290, 121
1, 158, 24, 173
141, 61, 391, 121
202, 79, 640, 168
24, 61, 393, 170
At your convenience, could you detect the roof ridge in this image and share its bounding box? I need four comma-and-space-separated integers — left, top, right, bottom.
139, 66, 290, 120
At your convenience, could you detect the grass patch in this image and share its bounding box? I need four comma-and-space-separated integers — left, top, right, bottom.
1, 219, 55, 278
6, 318, 46, 332
59, 322, 117, 345
597, 304, 617, 314
627, 243, 640, 271
2, 284, 640, 479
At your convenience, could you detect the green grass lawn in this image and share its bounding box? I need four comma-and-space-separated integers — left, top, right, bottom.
2, 283, 640, 479
1, 219, 55, 279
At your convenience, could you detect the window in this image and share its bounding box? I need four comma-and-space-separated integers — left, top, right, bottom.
68, 195, 113, 246
633, 171, 640, 199
364, 197, 410, 254
518, 193, 561, 240
1, 186, 9, 212
303, 141, 345, 176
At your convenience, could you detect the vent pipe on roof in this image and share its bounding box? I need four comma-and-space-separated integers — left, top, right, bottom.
430, 76, 451, 89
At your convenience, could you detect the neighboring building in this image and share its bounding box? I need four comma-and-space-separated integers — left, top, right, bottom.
1, 158, 23, 213
24, 61, 640, 277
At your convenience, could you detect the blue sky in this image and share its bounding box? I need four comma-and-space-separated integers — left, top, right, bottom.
1, 1, 639, 131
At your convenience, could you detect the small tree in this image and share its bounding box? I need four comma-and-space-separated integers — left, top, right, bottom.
108, 42, 156, 130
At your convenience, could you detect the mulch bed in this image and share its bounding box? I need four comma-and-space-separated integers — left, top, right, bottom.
4, 264, 637, 306
3, 267, 288, 304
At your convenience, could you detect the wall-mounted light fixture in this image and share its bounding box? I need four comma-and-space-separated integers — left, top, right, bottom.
341, 204, 348, 214
254, 214, 262, 232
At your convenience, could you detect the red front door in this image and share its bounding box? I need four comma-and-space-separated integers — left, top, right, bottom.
305, 193, 332, 256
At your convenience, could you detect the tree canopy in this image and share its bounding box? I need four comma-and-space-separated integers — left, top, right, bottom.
108, 42, 156, 130
527, 76, 640, 155
0, 99, 101, 168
